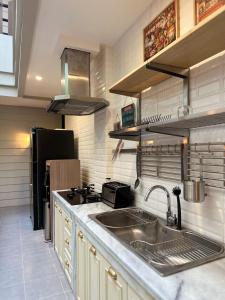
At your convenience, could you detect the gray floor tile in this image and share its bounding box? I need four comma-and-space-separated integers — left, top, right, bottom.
50, 255, 65, 277
0, 223, 21, 234
41, 291, 75, 299
0, 255, 22, 270
64, 292, 75, 300
0, 205, 72, 300
23, 259, 57, 281
60, 275, 73, 293
0, 237, 21, 248
0, 265, 24, 288
0, 244, 22, 258
21, 241, 50, 256
23, 251, 52, 265
25, 275, 64, 300
0, 283, 25, 300
39, 293, 65, 300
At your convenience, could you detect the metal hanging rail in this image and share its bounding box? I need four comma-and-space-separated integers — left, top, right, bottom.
140, 144, 182, 182
183, 143, 225, 189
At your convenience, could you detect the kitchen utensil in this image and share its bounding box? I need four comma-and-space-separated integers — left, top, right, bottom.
112, 139, 124, 161
184, 156, 206, 203
183, 179, 206, 203
134, 151, 140, 189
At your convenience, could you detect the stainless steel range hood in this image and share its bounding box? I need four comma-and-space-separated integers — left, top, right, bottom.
47, 48, 109, 115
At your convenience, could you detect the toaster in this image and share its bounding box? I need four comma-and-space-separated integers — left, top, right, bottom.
101, 181, 132, 208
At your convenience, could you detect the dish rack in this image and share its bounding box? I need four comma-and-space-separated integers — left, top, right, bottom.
130, 232, 223, 267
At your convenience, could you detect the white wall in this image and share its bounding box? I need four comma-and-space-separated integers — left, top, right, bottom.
0, 34, 13, 73
0, 105, 61, 207
66, 1, 225, 243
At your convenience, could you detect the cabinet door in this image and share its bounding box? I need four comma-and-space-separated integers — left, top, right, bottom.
54, 202, 60, 255
87, 241, 101, 300
100, 256, 127, 300
58, 206, 64, 263
128, 286, 155, 300
77, 228, 88, 300
54, 202, 64, 263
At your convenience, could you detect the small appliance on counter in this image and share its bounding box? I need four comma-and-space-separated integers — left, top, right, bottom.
58, 185, 101, 206
101, 181, 132, 208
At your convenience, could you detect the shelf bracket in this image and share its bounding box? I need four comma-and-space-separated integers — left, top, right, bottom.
146, 62, 189, 79
179, 69, 190, 117
146, 62, 190, 118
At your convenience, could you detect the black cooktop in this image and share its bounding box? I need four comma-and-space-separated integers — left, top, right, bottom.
58, 188, 101, 206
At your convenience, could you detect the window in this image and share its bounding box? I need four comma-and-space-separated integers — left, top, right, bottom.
0, 0, 15, 35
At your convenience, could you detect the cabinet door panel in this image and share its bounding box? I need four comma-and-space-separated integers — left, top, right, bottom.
57, 205, 64, 263
77, 228, 87, 300
87, 243, 101, 300
100, 257, 127, 300
54, 202, 60, 256
128, 286, 155, 300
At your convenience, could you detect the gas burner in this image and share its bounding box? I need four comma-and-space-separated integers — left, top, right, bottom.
58, 185, 101, 206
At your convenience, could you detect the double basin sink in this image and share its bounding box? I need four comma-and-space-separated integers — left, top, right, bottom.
90, 208, 225, 276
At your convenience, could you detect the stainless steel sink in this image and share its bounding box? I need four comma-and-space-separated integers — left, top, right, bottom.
90, 208, 225, 276
94, 208, 157, 228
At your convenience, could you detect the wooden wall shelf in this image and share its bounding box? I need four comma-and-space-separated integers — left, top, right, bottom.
109, 7, 225, 97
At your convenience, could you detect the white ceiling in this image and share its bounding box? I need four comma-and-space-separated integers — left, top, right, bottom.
24, 0, 151, 99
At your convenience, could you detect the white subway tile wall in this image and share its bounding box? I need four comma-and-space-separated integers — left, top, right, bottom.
65, 1, 225, 242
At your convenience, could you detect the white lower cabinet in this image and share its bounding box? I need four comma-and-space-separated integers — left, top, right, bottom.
128, 286, 155, 300
54, 202, 64, 263
101, 257, 127, 300
77, 229, 88, 300
54, 203, 155, 300
76, 226, 155, 300
54, 199, 74, 287
87, 242, 101, 300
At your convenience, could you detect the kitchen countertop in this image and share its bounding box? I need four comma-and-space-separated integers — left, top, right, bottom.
53, 190, 225, 300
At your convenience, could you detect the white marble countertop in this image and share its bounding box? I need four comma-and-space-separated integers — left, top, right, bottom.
53, 190, 225, 300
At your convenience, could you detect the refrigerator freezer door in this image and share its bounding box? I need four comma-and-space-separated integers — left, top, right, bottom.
30, 128, 75, 230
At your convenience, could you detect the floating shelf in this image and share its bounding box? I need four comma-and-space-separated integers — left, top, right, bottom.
109, 7, 225, 97
148, 108, 225, 136
109, 127, 140, 141
109, 108, 225, 140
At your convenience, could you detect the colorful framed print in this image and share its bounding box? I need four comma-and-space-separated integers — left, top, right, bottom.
143, 1, 179, 61
195, 0, 225, 24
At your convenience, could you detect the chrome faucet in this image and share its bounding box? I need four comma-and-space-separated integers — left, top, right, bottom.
144, 185, 176, 227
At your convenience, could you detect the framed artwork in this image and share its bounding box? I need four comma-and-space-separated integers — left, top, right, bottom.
143, 0, 180, 61
195, 0, 225, 24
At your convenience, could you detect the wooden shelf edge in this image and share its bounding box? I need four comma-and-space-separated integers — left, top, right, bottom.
109, 6, 225, 97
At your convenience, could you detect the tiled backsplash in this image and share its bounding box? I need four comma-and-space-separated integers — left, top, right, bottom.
66, 0, 225, 243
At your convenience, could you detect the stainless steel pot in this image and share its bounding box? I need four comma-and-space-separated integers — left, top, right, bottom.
183, 180, 206, 203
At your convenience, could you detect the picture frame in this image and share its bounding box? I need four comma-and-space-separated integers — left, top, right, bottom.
195, 0, 225, 24
143, 0, 180, 62
121, 104, 136, 128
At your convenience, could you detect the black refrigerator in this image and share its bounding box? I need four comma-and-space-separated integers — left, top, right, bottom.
30, 128, 75, 230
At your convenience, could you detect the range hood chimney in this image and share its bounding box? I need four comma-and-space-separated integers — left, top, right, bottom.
47, 48, 109, 115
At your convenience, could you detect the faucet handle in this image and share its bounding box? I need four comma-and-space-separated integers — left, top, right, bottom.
167, 212, 176, 227
173, 214, 177, 226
